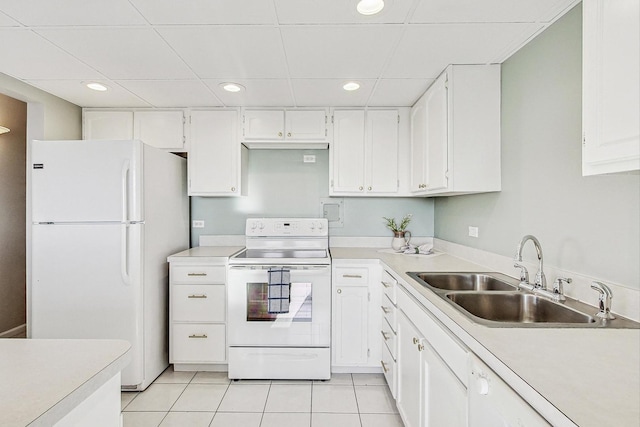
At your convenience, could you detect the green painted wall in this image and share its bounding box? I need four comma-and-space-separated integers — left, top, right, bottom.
434, 4, 640, 289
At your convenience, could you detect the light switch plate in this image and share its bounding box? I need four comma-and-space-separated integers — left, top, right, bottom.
192, 220, 205, 228
468, 226, 479, 238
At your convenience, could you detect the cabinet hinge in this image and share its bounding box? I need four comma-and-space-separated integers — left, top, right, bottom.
242, 115, 245, 124
183, 116, 186, 125
331, 116, 334, 124
325, 115, 328, 124
397, 115, 400, 124
368, 292, 371, 302
582, 132, 586, 146
367, 349, 370, 357
445, 76, 449, 89
397, 179, 400, 189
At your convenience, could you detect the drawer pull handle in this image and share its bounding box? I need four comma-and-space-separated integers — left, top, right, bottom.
418, 343, 425, 352
412, 337, 419, 345
381, 305, 391, 314
188, 294, 207, 299
381, 360, 389, 373
381, 330, 391, 341
381, 281, 391, 288
187, 273, 208, 277
342, 274, 363, 278
188, 334, 208, 339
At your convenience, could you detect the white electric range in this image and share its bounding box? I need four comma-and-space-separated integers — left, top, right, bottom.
227, 218, 331, 380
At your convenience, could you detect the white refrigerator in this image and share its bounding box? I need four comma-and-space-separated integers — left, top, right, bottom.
29, 139, 189, 390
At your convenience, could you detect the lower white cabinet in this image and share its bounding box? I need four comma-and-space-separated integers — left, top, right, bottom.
169, 259, 228, 367
397, 284, 468, 427
331, 262, 382, 370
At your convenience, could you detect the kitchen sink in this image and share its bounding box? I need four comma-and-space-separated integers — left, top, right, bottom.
446, 292, 596, 325
407, 272, 518, 292
406, 271, 639, 328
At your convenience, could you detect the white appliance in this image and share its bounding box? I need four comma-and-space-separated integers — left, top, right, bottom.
228, 218, 331, 380
29, 139, 188, 391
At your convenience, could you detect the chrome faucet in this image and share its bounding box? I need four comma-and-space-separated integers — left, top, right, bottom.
514, 235, 547, 291
591, 281, 616, 320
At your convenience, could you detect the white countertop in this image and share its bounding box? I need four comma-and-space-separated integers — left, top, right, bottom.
0, 339, 130, 427
167, 246, 244, 261
330, 247, 640, 427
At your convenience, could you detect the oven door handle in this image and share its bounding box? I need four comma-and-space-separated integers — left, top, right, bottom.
229, 265, 330, 270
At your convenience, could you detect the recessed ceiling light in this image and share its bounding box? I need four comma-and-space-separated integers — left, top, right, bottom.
220, 82, 245, 93
86, 82, 108, 91
357, 0, 385, 16
343, 81, 361, 91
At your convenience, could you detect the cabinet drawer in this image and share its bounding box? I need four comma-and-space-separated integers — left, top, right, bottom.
380, 294, 397, 332
171, 323, 226, 363
398, 285, 469, 386
172, 265, 225, 284
381, 342, 397, 399
381, 317, 397, 359
172, 284, 225, 322
381, 269, 398, 304
334, 267, 369, 285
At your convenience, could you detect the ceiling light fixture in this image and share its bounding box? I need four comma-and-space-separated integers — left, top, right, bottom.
86, 82, 108, 92
0, 126, 10, 135
343, 81, 361, 91
220, 82, 245, 93
357, 0, 385, 16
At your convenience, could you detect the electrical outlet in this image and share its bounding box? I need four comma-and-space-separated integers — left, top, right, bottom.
468, 226, 479, 238
303, 155, 316, 163
192, 220, 205, 228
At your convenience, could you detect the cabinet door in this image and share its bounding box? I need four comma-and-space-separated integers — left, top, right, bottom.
397, 311, 423, 427
582, 0, 640, 175
424, 74, 449, 192
423, 342, 467, 427
410, 96, 428, 193
331, 110, 366, 194
189, 110, 240, 196
367, 110, 399, 194
243, 110, 285, 140
83, 111, 134, 140
286, 110, 327, 140
134, 111, 185, 151
333, 285, 369, 366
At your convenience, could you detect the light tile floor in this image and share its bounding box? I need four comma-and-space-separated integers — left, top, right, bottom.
121, 367, 404, 427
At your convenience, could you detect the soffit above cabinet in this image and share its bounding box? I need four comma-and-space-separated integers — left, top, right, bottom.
0, 0, 579, 109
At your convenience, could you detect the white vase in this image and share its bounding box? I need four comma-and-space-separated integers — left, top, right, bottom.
391, 237, 405, 251
391, 231, 411, 250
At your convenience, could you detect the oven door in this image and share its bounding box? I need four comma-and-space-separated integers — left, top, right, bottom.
228, 265, 331, 347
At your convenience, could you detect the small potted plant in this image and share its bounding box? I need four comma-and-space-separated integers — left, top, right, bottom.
383, 214, 412, 250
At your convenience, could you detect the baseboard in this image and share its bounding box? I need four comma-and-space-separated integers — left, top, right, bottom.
0, 323, 27, 338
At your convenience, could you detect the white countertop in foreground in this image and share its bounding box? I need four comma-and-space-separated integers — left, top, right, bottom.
330, 247, 640, 427
167, 246, 244, 262
0, 339, 130, 427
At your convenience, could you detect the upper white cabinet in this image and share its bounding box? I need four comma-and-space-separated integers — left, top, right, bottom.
410, 64, 501, 196
582, 0, 640, 175
331, 109, 400, 196
83, 109, 186, 152
242, 108, 328, 148
188, 110, 247, 197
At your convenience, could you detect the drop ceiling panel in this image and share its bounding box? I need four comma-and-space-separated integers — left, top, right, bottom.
0, 0, 146, 26
281, 25, 404, 78
25, 79, 150, 107
129, 0, 276, 25
410, 0, 579, 24
203, 79, 294, 107
291, 79, 376, 107
116, 80, 223, 107
0, 29, 104, 80
384, 23, 543, 78
36, 28, 196, 80
274, 0, 414, 24
158, 26, 289, 79
368, 78, 434, 106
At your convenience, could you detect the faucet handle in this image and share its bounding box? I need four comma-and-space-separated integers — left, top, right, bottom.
552, 277, 572, 301
591, 281, 615, 320
513, 262, 531, 290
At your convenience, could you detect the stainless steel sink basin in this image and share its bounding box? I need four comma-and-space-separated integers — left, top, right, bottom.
446, 292, 596, 325
408, 272, 517, 292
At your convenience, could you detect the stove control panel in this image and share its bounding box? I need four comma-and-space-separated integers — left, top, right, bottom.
245, 218, 328, 237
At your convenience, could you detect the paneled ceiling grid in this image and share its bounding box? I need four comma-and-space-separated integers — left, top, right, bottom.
0, 0, 581, 108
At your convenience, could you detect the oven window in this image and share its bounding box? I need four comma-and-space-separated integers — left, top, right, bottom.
246, 282, 312, 322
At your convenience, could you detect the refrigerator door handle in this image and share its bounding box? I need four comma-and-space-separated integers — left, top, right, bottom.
121, 223, 131, 286
121, 160, 130, 223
